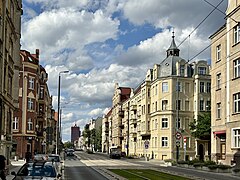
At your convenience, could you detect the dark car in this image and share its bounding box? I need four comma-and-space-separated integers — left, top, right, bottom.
109, 148, 121, 159
11, 161, 62, 180
66, 149, 74, 156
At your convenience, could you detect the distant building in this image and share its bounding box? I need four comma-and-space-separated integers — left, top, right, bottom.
71, 124, 80, 143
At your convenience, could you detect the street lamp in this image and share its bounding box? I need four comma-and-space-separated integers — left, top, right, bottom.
56, 70, 69, 154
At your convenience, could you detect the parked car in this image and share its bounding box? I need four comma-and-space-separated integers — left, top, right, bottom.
47, 154, 64, 174
11, 161, 62, 180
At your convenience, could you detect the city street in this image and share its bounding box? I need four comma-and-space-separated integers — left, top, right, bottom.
7, 151, 240, 180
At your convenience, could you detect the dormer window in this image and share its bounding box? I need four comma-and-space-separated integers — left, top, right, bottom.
198, 67, 206, 75
180, 65, 185, 76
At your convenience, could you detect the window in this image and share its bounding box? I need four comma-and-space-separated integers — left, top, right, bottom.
234, 24, 240, 44
206, 82, 211, 93
200, 100, 204, 111
40, 87, 44, 99
28, 98, 34, 110
200, 82, 204, 93
217, 73, 221, 89
29, 77, 34, 90
155, 84, 158, 95
162, 100, 168, 110
206, 100, 211, 111
161, 137, 168, 147
27, 118, 33, 131
155, 101, 157, 111
185, 100, 189, 111
198, 67, 206, 75
162, 82, 168, 92
217, 103, 221, 119
216, 44, 221, 61
233, 128, 240, 148
185, 82, 189, 93
162, 118, 168, 128
155, 137, 157, 147
155, 119, 158, 129
176, 118, 181, 129
180, 65, 185, 76
176, 82, 182, 92
8, 74, 12, 95
234, 93, 240, 113
176, 100, 181, 110
13, 117, 18, 130
234, 59, 240, 78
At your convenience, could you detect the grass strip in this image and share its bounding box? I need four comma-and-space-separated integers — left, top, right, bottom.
109, 169, 192, 180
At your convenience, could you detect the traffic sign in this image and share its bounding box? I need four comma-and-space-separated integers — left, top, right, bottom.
175, 132, 182, 140
176, 140, 180, 147
184, 137, 187, 143
144, 140, 149, 149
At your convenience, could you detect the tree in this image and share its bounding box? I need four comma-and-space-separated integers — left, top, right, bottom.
83, 124, 91, 147
189, 112, 211, 140
64, 141, 74, 149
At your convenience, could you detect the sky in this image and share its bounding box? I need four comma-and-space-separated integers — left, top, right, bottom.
21, 0, 228, 142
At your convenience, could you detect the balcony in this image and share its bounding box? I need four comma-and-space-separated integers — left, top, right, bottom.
119, 110, 124, 118
130, 104, 137, 111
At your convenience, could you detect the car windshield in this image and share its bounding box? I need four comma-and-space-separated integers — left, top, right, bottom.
17, 162, 57, 177
48, 155, 60, 162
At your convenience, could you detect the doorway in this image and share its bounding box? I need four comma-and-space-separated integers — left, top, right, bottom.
198, 144, 204, 161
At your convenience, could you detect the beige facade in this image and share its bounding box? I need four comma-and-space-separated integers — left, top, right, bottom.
0, 0, 22, 161
210, 0, 240, 165
104, 35, 211, 161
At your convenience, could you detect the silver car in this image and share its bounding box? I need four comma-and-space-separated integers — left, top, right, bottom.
11, 161, 62, 179
47, 154, 64, 174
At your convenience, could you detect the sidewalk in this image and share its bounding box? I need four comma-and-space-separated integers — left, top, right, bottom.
7, 159, 26, 180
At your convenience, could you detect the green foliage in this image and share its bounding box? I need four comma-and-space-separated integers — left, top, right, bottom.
188, 159, 203, 165
204, 160, 216, 166
189, 112, 211, 140
193, 163, 204, 167
64, 141, 74, 149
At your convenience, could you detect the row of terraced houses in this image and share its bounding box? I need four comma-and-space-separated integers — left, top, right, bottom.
102, 1, 240, 165
0, 0, 58, 164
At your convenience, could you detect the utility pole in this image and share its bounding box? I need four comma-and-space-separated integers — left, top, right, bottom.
127, 102, 130, 156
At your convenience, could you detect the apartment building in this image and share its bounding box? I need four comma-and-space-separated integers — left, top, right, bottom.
13, 49, 55, 158
102, 109, 111, 153
0, 0, 22, 160
109, 83, 131, 150
210, 1, 240, 165
106, 34, 211, 161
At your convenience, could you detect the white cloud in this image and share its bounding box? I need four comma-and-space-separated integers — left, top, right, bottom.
88, 108, 104, 117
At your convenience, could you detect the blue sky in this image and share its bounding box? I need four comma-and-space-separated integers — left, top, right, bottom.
21, 0, 227, 142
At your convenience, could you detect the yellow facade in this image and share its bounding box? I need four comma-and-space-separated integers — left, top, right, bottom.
210, 1, 240, 165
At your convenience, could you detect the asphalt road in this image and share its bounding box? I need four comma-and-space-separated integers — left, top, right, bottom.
64, 154, 108, 180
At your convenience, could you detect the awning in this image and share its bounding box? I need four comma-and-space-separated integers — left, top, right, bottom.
213, 130, 226, 135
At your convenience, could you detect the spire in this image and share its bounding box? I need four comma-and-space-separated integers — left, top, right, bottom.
166, 29, 180, 57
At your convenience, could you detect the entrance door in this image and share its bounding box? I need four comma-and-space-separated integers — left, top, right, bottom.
198, 144, 204, 161
220, 143, 226, 160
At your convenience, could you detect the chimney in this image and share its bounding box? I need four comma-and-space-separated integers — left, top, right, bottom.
36, 49, 39, 59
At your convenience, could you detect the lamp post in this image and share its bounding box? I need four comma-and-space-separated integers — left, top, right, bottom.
56, 70, 69, 154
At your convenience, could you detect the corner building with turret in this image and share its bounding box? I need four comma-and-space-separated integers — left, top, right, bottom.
105, 34, 211, 161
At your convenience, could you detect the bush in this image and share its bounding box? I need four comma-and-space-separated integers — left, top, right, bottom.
164, 159, 174, 163
217, 164, 231, 169
204, 160, 217, 167
188, 159, 203, 165
207, 165, 219, 169
177, 160, 188, 164
193, 163, 204, 167
232, 168, 240, 172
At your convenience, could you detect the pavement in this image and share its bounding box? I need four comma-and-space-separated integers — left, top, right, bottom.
7, 159, 26, 180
